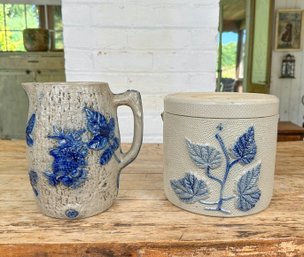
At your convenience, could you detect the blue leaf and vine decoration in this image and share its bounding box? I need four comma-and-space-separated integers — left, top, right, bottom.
171, 125, 262, 214
171, 173, 209, 203
26, 113, 36, 147
84, 107, 120, 165
44, 128, 88, 188
29, 170, 39, 197
236, 163, 261, 211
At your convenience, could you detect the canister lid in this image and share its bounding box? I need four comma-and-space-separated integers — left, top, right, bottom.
164, 92, 279, 119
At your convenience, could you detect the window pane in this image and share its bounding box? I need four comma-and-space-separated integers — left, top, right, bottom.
0, 31, 7, 51
53, 6, 62, 31
26, 4, 39, 28
221, 32, 237, 79
54, 30, 63, 49
0, 5, 4, 30
6, 31, 25, 51
5, 4, 26, 30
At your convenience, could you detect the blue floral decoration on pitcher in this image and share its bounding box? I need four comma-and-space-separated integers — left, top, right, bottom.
44, 128, 88, 188
26, 113, 36, 147
171, 125, 262, 215
84, 107, 120, 165
29, 170, 39, 197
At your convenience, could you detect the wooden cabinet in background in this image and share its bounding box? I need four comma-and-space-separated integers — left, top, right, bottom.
278, 121, 304, 141
0, 52, 65, 139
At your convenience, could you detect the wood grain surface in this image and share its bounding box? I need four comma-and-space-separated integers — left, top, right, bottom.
0, 140, 303, 257
278, 121, 304, 141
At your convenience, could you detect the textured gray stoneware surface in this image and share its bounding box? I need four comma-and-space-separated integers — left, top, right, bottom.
23, 82, 143, 219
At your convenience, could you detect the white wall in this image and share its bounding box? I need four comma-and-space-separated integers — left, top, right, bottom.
270, 0, 304, 127
62, 0, 219, 142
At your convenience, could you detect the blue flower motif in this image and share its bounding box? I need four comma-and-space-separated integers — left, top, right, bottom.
44, 128, 88, 189
29, 170, 39, 197
65, 209, 79, 219
26, 113, 36, 147
84, 107, 120, 165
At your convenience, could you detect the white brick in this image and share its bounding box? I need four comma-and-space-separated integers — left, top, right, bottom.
90, 3, 126, 27
125, 0, 217, 6
65, 72, 127, 88
91, 4, 219, 28
64, 50, 94, 72
189, 73, 216, 91
64, 0, 217, 5
124, 73, 190, 93
118, 113, 163, 143
93, 51, 153, 72
127, 29, 190, 50
63, 28, 95, 49
190, 29, 218, 50
62, 4, 91, 26
64, 28, 127, 50
153, 51, 217, 72
94, 29, 127, 49
62, 0, 219, 142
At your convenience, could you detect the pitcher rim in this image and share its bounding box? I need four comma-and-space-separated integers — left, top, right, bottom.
22, 81, 109, 87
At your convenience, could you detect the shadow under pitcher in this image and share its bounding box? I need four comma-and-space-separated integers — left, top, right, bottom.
22, 82, 143, 219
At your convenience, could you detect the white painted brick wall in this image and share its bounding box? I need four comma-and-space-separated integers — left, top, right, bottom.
62, 0, 219, 142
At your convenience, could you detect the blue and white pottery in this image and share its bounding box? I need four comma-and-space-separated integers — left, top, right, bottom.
163, 93, 279, 217
22, 82, 143, 219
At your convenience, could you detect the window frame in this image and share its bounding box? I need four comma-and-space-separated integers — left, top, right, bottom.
0, 3, 63, 52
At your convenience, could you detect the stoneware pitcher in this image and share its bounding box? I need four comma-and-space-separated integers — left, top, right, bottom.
22, 82, 143, 219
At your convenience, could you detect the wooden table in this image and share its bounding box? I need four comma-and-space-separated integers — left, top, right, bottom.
0, 140, 303, 256
278, 121, 304, 141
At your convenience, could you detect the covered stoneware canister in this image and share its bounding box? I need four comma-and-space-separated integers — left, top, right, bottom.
163, 93, 279, 217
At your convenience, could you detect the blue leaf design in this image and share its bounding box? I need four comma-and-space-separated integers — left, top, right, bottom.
231, 126, 257, 165
111, 137, 120, 151
29, 170, 39, 196
26, 113, 36, 147
87, 135, 108, 150
170, 173, 209, 203
84, 107, 107, 135
100, 148, 114, 165
236, 163, 261, 212
84, 107, 120, 166
186, 139, 222, 170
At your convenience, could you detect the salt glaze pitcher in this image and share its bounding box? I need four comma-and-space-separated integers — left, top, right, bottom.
22, 82, 143, 219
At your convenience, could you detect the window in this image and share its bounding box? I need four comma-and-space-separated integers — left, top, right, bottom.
0, 4, 63, 51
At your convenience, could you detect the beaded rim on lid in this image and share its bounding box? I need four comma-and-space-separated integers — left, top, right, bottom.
164, 92, 279, 119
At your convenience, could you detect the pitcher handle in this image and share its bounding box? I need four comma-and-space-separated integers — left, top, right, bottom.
113, 90, 143, 170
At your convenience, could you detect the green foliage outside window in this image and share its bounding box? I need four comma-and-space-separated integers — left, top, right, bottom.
221, 42, 237, 78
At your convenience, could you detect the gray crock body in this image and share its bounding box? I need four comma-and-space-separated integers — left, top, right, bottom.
163, 93, 279, 217
22, 82, 143, 219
